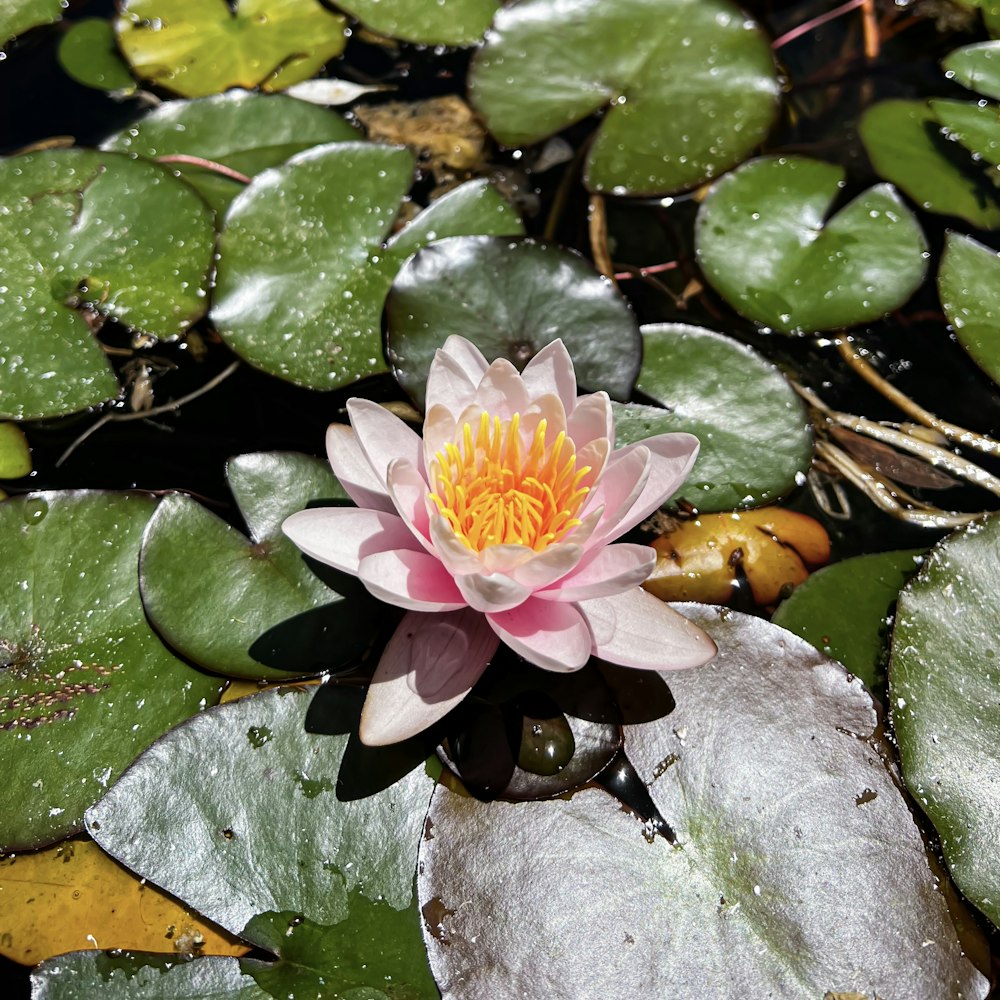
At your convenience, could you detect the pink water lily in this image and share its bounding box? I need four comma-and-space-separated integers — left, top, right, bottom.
283, 336, 716, 745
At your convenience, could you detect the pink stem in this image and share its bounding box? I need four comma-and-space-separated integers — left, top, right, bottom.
614, 261, 680, 281
156, 155, 252, 184
772, 0, 868, 50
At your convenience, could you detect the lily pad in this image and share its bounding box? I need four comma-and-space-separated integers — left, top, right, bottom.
944, 41, 1000, 100
101, 90, 358, 217
0, 148, 215, 421
139, 451, 383, 680
695, 155, 928, 334
469, 0, 780, 195
211, 143, 523, 391
337, 0, 498, 46
385, 236, 641, 410
0, 422, 30, 479
891, 513, 1000, 928
939, 232, 1000, 386
932, 97, 1000, 167
419, 607, 988, 999
84, 686, 437, 996
58, 18, 136, 95
772, 549, 926, 692
631, 323, 813, 511
0, 492, 224, 850
115, 0, 348, 99
0, 0, 61, 43
859, 99, 1000, 230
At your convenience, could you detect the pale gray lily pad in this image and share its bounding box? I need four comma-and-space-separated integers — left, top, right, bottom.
337, 0, 499, 46
419, 607, 988, 999
211, 142, 523, 390
891, 513, 1000, 929
0, 492, 224, 851
469, 0, 780, 195
631, 323, 813, 511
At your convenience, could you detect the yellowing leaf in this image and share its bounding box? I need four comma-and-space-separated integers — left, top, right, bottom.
0, 837, 248, 965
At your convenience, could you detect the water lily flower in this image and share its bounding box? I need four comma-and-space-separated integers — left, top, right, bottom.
283, 336, 716, 745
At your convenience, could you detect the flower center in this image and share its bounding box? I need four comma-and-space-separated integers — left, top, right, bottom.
428, 412, 592, 552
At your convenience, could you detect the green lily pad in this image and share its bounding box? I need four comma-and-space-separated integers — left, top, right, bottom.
101, 90, 358, 217
115, 0, 348, 100
140, 451, 385, 680
631, 323, 813, 511
0, 492, 224, 851
0, 422, 31, 479
695, 155, 928, 334
385, 235, 641, 411
58, 18, 137, 95
82, 686, 437, 996
336, 0, 498, 46
0, 148, 215, 421
859, 99, 1000, 230
211, 143, 523, 391
0, 0, 62, 43
939, 232, 1000, 386
944, 41, 1000, 100
772, 549, 926, 692
891, 513, 1000, 928
469, 0, 779, 195
932, 97, 1000, 167
419, 607, 987, 998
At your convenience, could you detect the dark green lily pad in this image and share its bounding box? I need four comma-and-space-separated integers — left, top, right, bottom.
859, 99, 1000, 230
772, 549, 926, 692
939, 232, 1000, 386
932, 98, 1000, 167
631, 323, 812, 511
211, 143, 523, 391
385, 235, 640, 410
140, 451, 385, 680
101, 90, 358, 217
0, 422, 31, 479
469, 0, 779, 196
0, 148, 215, 421
58, 18, 136, 94
115, 0, 348, 99
1, 0, 61, 43
0, 492, 224, 851
419, 607, 987, 998
944, 41, 1000, 100
84, 686, 437, 996
891, 513, 1000, 928
337, 0, 498, 46
695, 155, 928, 334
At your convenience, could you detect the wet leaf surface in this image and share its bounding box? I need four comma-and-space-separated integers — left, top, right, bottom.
0, 492, 224, 850
419, 607, 988, 999
139, 452, 383, 680
115, 0, 348, 99
57, 18, 136, 94
891, 513, 1000, 927
0, 149, 215, 421
386, 236, 640, 410
469, 0, 779, 195
696, 155, 928, 334
0, 0, 62, 42
0, 422, 31, 479
932, 97, 1000, 167
630, 323, 813, 511
773, 549, 925, 692
101, 91, 357, 216
943, 40, 1000, 100
211, 144, 522, 390
336, 0, 498, 46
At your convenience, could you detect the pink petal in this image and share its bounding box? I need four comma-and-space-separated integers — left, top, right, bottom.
358, 549, 466, 612
423, 403, 457, 470
440, 334, 489, 384
596, 433, 699, 542
487, 598, 592, 672
473, 358, 530, 418
282, 507, 419, 574
520, 339, 578, 413
577, 588, 716, 670
456, 571, 531, 613
429, 515, 482, 576
425, 351, 478, 417
537, 543, 656, 602
346, 398, 425, 489
326, 423, 394, 513
509, 541, 584, 589
575, 436, 610, 490
386, 458, 433, 549
519, 393, 568, 447
567, 391, 613, 449
582, 446, 651, 547
359, 609, 498, 745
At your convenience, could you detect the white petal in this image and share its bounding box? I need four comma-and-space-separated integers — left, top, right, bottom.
386, 458, 433, 550
521, 339, 577, 413
583, 446, 651, 546
429, 514, 482, 576
473, 358, 530, 418
567, 391, 613, 449
440, 335, 489, 383
425, 351, 478, 416
423, 403, 458, 471
487, 597, 592, 672
325, 423, 393, 513
359, 609, 498, 745
282, 507, 418, 574
456, 571, 531, 613
577, 588, 716, 670
346, 398, 425, 489
358, 549, 466, 612
537, 543, 655, 602
509, 541, 584, 590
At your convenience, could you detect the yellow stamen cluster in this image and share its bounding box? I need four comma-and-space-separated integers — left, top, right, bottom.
429, 412, 592, 552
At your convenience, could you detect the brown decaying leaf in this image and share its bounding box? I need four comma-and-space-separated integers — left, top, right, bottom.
829, 426, 959, 490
